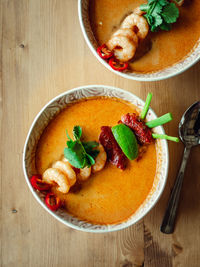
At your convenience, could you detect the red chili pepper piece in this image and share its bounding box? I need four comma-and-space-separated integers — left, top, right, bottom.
97, 44, 113, 59
109, 57, 128, 71
99, 126, 126, 170
30, 175, 51, 191
45, 193, 61, 211
121, 113, 153, 145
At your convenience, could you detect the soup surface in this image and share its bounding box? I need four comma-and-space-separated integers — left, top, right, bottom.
36, 98, 157, 224
89, 0, 200, 73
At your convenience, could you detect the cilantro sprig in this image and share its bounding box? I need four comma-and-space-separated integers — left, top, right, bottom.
140, 0, 179, 32
64, 126, 99, 169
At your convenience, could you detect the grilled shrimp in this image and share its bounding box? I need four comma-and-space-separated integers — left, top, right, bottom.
52, 161, 76, 186
77, 166, 91, 182
61, 155, 91, 182
92, 144, 107, 173
121, 13, 149, 40
42, 168, 70, 193
113, 28, 138, 45
107, 35, 137, 62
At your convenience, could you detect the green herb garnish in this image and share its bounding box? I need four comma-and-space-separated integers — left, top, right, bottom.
64, 126, 99, 169
152, 133, 179, 142
146, 113, 173, 128
140, 0, 179, 32
73, 125, 82, 140
141, 92, 153, 120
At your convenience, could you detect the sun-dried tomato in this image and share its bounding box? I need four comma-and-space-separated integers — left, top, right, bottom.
121, 113, 153, 145
99, 126, 126, 170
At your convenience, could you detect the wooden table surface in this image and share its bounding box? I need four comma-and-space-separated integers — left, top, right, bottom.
1, 0, 200, 266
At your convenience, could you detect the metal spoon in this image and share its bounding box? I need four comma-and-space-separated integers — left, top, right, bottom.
161, 101, 200, 234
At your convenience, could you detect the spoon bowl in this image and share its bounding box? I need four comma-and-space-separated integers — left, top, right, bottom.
179, 101, 200, 146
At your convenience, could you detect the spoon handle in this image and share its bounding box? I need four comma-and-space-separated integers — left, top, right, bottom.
160, 146, 191, 234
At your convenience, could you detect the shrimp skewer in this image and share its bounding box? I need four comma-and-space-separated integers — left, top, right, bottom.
42, 145, 107, 195
106, 7, 149, 62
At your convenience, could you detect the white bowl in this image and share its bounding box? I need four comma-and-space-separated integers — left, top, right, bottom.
23, 85, 169, 232
78, 0, 200, 82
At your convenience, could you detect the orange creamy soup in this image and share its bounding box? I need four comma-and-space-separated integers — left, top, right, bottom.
36, 98, 157, 224
89, 0, 200, 73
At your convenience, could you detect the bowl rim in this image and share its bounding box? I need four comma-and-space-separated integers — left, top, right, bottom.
23, 85, 169, 233
78, 0, 200, 82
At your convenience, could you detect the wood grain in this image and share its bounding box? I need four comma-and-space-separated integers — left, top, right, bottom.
1, 0, 200, 266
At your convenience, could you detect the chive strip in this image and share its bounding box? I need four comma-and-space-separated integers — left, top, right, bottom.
146, 113, 173, 128
152, 134, 179, 143
140, 93, 153, 120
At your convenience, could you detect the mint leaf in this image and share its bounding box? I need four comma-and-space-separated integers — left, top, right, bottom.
160, 21, 171, 30
150, 2, 163, 29
158, 0, 169, 6
73, 126, 82, 140
66, 130, 75, 148
64, 126, 100, 169
144, 14, 154, 25
162, 3, 179, 23
154, 14, 163, 27
83, 141, 99, 163
66, 129, 72, 141
149, 0, 156, 3
67, 140, 75, 148
141, 0, 179, 32
86, 154, 95, 166
64, 142, 86, 169
89, 149, 99, 159
82, 141, 99, 152
152, 2, 162, 16
140, 4, 150, 12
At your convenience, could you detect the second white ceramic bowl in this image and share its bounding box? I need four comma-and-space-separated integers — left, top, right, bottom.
78, 0, 200, 81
